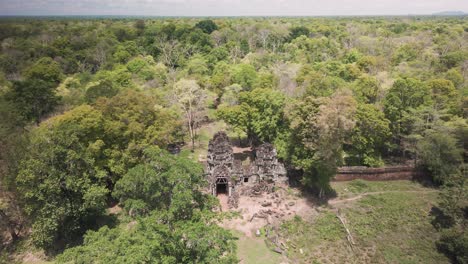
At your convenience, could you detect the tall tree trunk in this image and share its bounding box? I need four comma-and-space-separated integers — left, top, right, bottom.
187, 113, 195, 152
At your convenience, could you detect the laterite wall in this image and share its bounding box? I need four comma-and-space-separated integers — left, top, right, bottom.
333, 166, 424, 181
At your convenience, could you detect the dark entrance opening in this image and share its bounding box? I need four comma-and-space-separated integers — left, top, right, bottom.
216, 183, 228, 195
215, 177, 228, 195
244, 177, 249, 183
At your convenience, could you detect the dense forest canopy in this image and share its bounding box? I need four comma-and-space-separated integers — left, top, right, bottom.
0, 16, 466, 263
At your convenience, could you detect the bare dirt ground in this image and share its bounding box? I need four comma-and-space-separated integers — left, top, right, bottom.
232, 146, 252, 154
218, 194, 229, 212
19, 252, 48, 264
220, 186, 317, 237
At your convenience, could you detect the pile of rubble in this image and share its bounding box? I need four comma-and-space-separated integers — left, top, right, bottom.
243, 181, 275, 196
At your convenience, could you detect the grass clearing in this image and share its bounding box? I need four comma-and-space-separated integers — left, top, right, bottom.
333, 179, 433, 198
278, 180, 448, 264
231, 230, 284, 264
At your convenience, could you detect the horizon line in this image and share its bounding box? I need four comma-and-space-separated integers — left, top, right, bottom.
0, 13, 466, 18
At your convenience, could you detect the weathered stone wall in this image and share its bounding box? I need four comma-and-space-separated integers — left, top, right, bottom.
252, 143, 287, 183
205, 132, 288, 197
333, 166, 424, 181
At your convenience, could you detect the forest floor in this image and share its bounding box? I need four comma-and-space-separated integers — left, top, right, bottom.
217, 180, 449, 264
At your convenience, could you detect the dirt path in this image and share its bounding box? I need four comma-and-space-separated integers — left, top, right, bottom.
328, 190, 439, 205
218, 194, 229, 212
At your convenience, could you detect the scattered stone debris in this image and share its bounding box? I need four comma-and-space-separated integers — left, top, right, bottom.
255, 229, 261, 237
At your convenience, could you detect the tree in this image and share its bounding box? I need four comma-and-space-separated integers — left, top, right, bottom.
57, 214, 238, 264
7, 79, 60, 124
297, 67, 344, 97
113, 41, 138, 64
392, 44, 418, 65
174, 79, 206, 151
427, 79, 459, 114
285, 90, 357, 197
217, 88, 286, 145
346, 104, 391, 167
220, 84, 243, 106
186, 54, 209, 76
230, 64, 257, 91
289, 26, 310, 41
445, 69, 464, 89
85, 80, 118, 103
416, 130, 463, 185
353, 75, 379, 103
24, 57, 63, 85
383, 78, 431, 148
210, 62, 231, 92
113, 147, 207, 220
16, 106, 109, 249
441, 51, 468, 69
437, 173, 467, 228
154, 38, 187, 68
134, 20, 145, 34
433, 172, 468, 264
95, 90, 183, 178
195, 19, 219, 34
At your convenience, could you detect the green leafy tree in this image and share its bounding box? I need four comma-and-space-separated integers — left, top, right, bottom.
57, 215, 238, 264
230, 64, 258, 91
284, 90, 357, 196
416, 131, 463, 184
134, 19, 145, 34
16, 106, 109, 249
113, 41, 139, 64
297, 67, 344, 97
195, 19, 219, 34
220, 84, 243, 106
441, 51, 468, 69
186, 54, 209, 76
7, 79, 60, 124
434, 172, 468, 264
392, 44, 418, 65
353, 75, 380, 103
95, 90, 183, 178
346, 104, 391, 167
210, 62, 231, 93
85, 80, 118, 103
339, 63, 361, 81
289, 26, 310, 41
427, 79, 460, 113
113, 147, 208, 220
384, 78, 431, 146
445, 69, 464, 89
24, 57, 63, 85
217, 88, 286, 144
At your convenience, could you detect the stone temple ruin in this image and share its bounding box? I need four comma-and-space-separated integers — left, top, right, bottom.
206, 131, 287, 204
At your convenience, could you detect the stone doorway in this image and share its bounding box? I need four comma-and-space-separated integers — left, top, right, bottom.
216, 177, 229, 195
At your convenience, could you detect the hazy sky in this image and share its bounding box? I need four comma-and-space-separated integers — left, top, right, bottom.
0, 0, 467, 16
